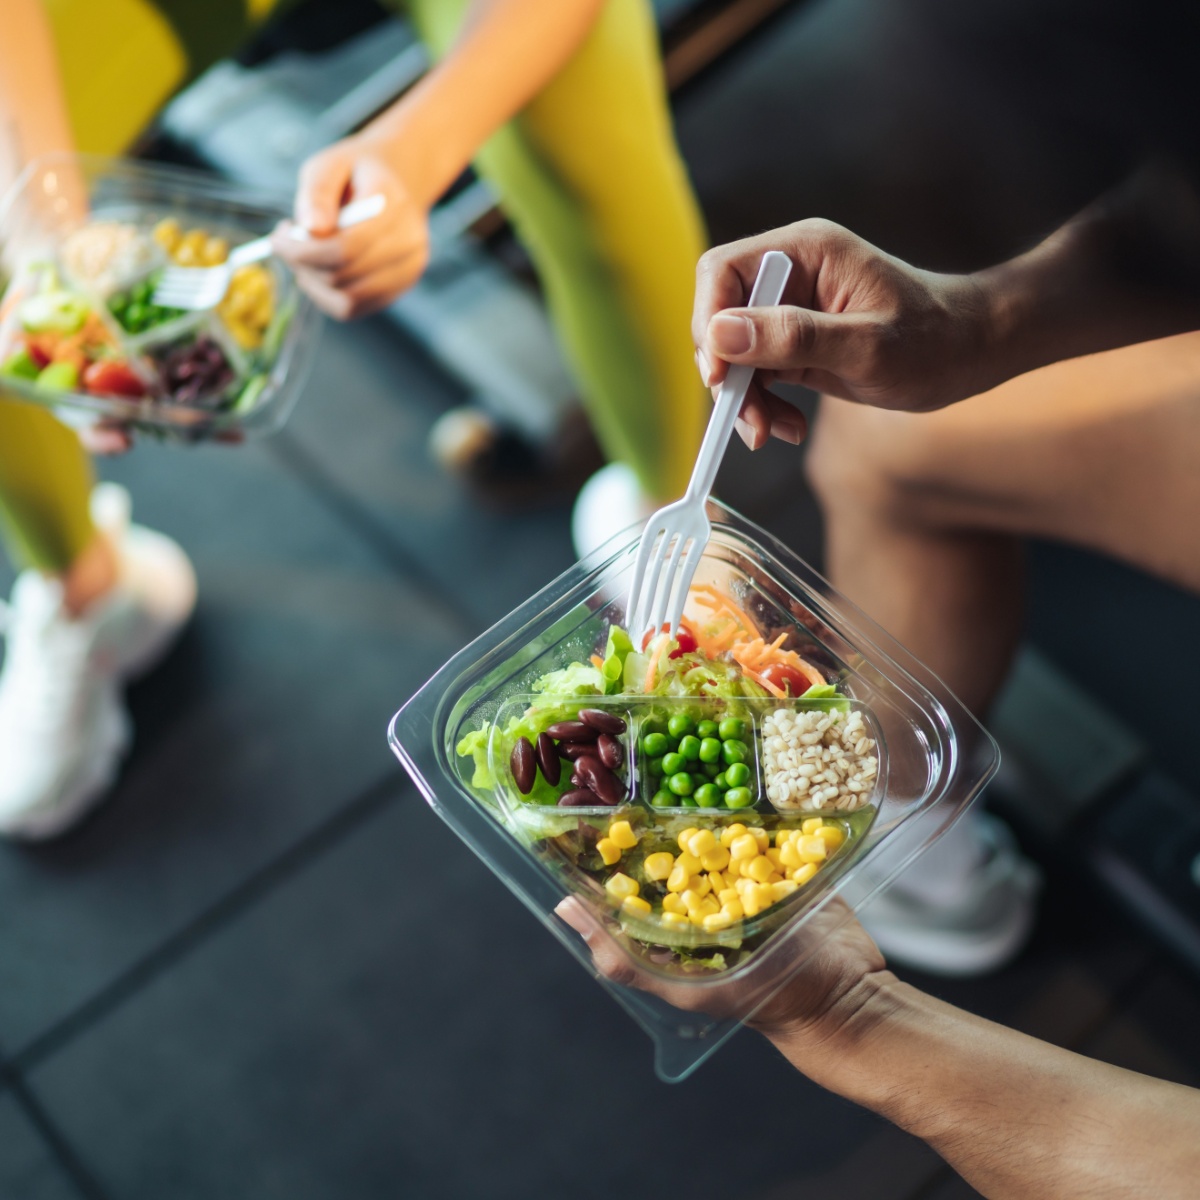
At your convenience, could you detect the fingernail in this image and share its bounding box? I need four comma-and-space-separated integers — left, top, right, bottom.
710, 313, 752, 355
697, 347, 714, 386
773, 418, 806, 445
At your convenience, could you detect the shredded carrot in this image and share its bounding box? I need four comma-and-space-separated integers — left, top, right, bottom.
590, 654, 604, 670
643, 634, 669, 693
739, 664, 789, 699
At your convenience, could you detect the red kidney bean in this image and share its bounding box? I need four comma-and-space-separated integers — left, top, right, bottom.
560, 742, 593, 761
510, 737, 536, 794
596, 733, 623, 770
573, 755, 626, 805
535, 733, 560, 785
579, 709, 626, 735
545, 720, 596, 742
558, 788, 605, 807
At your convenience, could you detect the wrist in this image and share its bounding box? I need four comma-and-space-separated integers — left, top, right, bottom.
356, 99, 466, 211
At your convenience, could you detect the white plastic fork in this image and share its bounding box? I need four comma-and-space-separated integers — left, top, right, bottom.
150, 193, 387, 311
625, 249, 793, 643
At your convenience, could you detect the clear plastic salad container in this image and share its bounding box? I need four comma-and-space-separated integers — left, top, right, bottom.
388, 500, 998, 1081
0, 154, 319, 440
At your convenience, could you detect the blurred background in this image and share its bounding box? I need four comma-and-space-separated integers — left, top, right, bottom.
2, 1, 1200, 1196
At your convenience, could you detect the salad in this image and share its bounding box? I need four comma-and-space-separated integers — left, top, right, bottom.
456, 583, 880, 971
0, 214, 293, 421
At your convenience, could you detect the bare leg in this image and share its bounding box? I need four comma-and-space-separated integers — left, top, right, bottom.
806, 331, 1200, 715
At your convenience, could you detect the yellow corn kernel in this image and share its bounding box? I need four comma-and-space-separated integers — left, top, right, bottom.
749, 827, 770, 852
677, 827, 699, 852
701, 846, 731, 872
202, 236, 229, 266
622, 895, 652, 916
766, 871, 784, 884
802, 817, 824, 834
681, 888, 707, 913
662, 892, 687, 915
774, 828, 792, 848
608, 819, 639, 850
702, 911, 734, 933
747, 855, 775, 884
661, 911, 690, 928
735, 877, 754, 896
153, 217, 182, 253
742, 889, 763, 917
666, 863, 690, 893
688, 875, 711, 897
770, 880, 799, 903
753, 882, 776, 909
796, 835, 828, 864
721, 898, 744, 920
605, 872, 639, 902
792, 862, 820, 886
816, 824, 846, 853
720, 822, 748, 847
687, 828, 719, 857
765, 848, 784, 869
717, 888, 740, 906
707, 871, 728, 894
644, 851, 675, 881
596, 838, 622, 866
174, 228, 208, 265
676, 851, 702, 875
779, 840, 803, 870
730, 834, 758, 862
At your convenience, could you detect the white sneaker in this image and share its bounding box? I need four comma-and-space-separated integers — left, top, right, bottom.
0, 484, 196, 840
862, 814, 1042, 977
571, 463, 657, 560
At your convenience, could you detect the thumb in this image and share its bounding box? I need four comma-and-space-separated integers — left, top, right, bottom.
295, 146, 353, 236
706, 305, 860, 376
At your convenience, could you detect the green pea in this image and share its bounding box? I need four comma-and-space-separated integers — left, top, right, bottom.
678, 734, 701, 761
650, 790, 675, 808
667, 713, 694, 739
722, 738, 749, 765
667, 771, 694, 797
713, 771, 729, 791
661, 751, 685, 776
718, 717, 746, 741
642, 731, 668, 757
641, 717, 666, 736
725, 762, 751, 788
680, 796, 699, 808
702, 762, 723, 779
647, 755, 664, 777
126, 301, 147, 327
698, 736, 722, 763
694, 783, 721, 808
725, 786, 754, 809
697, 720, 719, 739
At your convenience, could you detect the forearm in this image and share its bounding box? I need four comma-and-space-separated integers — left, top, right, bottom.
358, 0, 606, 207
771, 973, 1200, 1199
976, 163, 1200, 389
0, 0, 76, 195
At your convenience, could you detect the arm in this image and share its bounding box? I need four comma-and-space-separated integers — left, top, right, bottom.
559, 899, 1200, 1199
691, 164, 1200, 447
0, 0, 76, 195
782, 972, 1200, 1200
274, 0, 607, 317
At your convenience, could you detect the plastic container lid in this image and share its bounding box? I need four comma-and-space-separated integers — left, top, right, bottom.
389, 499, 998, 1081
0, 154, 319, 440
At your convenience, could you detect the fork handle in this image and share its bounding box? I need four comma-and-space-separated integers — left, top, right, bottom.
683, 249, 793, 503
228, 193, 388, 266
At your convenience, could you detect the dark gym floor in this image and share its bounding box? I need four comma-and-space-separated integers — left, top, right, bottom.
3, 2, 1200, 1197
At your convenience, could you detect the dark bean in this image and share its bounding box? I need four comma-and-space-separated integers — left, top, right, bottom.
579, 708, 626, 735
545, 720, 596, 742
596, 733, 623, 770
510, 737, 536, 794
559, 742, 593, 761
535, 733, 561, 785
573, 755, 627, 805
558, 788, 604, 807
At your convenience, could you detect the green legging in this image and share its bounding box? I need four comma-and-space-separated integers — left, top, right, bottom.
407, 0, 708, 500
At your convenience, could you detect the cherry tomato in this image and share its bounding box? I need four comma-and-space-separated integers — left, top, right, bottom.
761, 662, 814, 697
82, 359, 147, 398
669, 629, 698, 659
25, 339, 52, 369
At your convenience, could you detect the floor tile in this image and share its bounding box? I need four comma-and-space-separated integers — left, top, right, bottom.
0, 1090, 87, 1200
29, 796, 915, 1200
0, 427, 464, 1053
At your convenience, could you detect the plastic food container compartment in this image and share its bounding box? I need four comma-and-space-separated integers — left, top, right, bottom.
388, 500, 998, 1081
0, 154, 319, 441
